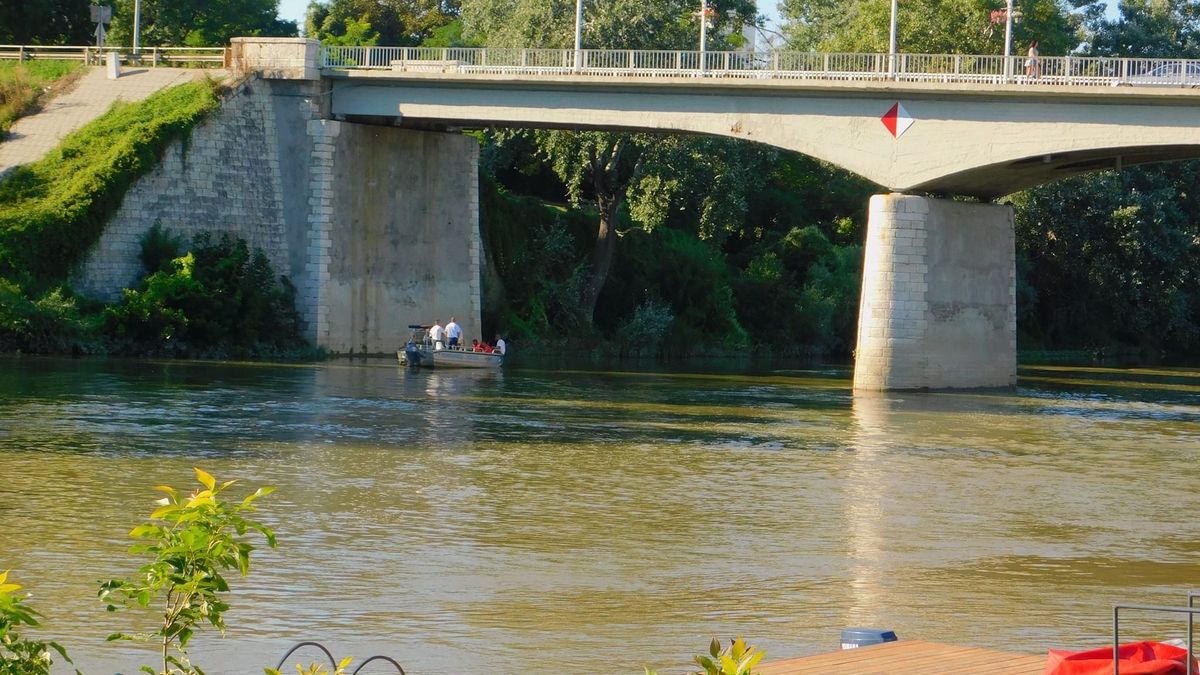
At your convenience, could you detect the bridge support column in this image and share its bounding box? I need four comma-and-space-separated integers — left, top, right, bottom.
853, 194, 1016, 390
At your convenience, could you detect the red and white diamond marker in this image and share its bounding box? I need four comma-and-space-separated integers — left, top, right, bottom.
881, 102, 914, 138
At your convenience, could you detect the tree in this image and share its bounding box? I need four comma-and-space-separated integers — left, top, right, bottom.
1075, 0, 1200, 57
461, 0, 757, 323
1007, 0, 1200, 356
106, 0, 297, 47
781, 0, 1078, 56
305, 0, 459, 46
1011, 164, 1200, 354
0, 0, 92, 45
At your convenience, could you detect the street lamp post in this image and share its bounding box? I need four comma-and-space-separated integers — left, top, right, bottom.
697, 0, 715, 73
888, 0, 898, 77
133, 0, 141, 56
574, 0, 583, 71
1002, 0, 1015, 80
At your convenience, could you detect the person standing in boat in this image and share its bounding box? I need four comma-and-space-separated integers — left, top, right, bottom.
429, 320, 445, 350
494, 334, 507, 356
446, 316, 462, 349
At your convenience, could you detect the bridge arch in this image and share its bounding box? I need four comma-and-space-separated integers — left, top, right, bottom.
328, 71, 1200, 199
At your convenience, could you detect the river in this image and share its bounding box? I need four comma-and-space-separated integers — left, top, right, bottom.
0, 357, 1197, 674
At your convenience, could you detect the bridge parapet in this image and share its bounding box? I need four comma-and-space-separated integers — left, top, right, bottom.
320, 45, 1200, 88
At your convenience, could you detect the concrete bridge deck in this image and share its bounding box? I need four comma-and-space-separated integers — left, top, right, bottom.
321, 56, 1200, 200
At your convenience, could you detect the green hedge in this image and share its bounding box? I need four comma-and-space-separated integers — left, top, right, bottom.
0, 78, 221, 288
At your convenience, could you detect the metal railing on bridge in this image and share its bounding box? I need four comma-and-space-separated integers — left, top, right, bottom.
321, 46, 1200, 88
0, 44, 227, 67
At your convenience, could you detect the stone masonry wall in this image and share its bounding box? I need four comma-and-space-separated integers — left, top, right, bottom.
72, 79, 290, 302
853, 193, 1016, 390
71, 73, 482, 356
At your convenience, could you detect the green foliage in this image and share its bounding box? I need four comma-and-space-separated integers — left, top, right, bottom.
0, 79, 221, 287
602, 227, 748, 350
100, 468, 277, 675
422, 19, 478, 47
318, 16, 380, 46
106, 0, 297, 47
732, 226, 861, 354
615, 298, 675, 355
480, 178, 594, 340
0, 571, 75, 675
0, 0, 93, 45
646, 637, 765, 675
781, 0, 1078, 56
104, 231, 309, 358
0, 279, 89, 354
1078, 0, 1200, 57
694, 637, 766, 675
1011, 164, 1200, 355
140, 222, 187, 275
461, 0, 754, 50
0, 60, 80, 135
306, 0, 459, 46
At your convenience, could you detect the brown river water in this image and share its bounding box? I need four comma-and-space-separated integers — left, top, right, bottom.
0, 357, 1197, 674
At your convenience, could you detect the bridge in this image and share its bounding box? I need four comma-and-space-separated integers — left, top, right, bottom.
220, 40, 1200, 387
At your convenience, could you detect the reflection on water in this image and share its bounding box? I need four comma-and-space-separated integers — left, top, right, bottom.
0, 358, 1197, 673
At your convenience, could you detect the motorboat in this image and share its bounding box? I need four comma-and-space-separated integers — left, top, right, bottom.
398, 325, 503, 369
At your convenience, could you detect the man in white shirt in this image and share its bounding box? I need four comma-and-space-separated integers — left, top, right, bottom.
429, 320, 444, 350
494, 334, 506, 356
445, 317, 462, 349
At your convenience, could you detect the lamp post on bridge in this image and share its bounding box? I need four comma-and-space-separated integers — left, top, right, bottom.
132, 0, 141, 56
1001, 0, 1022, 81
696, 0, 716, 73
574, 0, 584, 71
888, 0, 898, 77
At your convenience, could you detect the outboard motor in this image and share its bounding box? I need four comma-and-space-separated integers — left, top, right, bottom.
404, 341, 423, 367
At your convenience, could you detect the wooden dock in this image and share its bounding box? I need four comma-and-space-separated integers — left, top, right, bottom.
758, 639, 1046, 674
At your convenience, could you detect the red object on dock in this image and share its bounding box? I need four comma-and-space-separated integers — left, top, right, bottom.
1044, 641, 1198, 675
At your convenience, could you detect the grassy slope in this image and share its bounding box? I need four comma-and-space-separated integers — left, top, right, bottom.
0, 60, 82, 134
0, 78, 222, 288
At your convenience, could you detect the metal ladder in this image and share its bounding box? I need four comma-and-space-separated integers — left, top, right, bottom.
1112, 591, 1198, 675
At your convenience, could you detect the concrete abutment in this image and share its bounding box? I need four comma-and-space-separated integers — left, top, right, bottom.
853, 194, 1016, 391
74, 60, 481, 355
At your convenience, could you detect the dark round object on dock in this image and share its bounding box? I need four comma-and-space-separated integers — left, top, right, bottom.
840, 627, 898, 650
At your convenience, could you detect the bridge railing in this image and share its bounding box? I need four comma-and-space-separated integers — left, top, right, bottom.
0, 44, 227, 67
320, 46, 1200, 87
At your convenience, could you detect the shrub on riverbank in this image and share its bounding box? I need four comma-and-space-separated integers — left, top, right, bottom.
104, 231, 311, 359
0, 279, 90, 354
0, 60, 81, 135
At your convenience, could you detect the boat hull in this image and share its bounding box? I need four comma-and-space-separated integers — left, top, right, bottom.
398, 347, 502, 369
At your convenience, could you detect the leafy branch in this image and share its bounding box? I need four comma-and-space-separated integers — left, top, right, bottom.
99, 467, 276, 675
0, 570, 76, 675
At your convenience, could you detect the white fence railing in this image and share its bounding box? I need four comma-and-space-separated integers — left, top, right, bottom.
321, 46, 1200, 88
0, 45, 227, 67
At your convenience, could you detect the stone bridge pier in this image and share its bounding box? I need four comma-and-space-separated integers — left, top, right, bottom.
853, 194, 1016, 390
